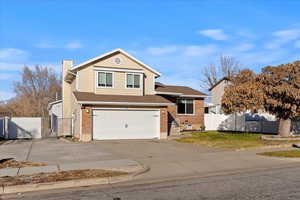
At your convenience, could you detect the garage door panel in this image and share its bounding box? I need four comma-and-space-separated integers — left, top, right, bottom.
93, 109, 160, 140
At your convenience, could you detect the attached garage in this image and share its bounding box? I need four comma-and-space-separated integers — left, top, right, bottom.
92, 109, 160, 140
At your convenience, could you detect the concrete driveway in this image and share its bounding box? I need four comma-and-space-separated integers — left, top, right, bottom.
95, 139, 300, 182
0, 139, 141, 176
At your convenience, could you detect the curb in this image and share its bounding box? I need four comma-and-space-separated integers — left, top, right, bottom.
261, 135, 300, 141
235, 144, 297, 151
0, 165, 150, 195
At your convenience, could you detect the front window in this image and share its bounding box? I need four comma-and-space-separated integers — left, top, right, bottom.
97, 72, 113, 87
177, 99, 194, 114
126, 73, 140, 88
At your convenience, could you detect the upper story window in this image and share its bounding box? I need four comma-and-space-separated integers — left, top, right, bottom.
97, 71, 113, 88
126, 73, 140, 88
177, 99, 194, 115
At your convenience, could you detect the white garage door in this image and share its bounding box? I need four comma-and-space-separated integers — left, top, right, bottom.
93, 109, 160, 140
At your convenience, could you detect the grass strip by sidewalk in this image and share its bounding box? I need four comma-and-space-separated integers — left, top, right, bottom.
0, 159, 47, 169
176, 131, 297, 150
0, 169, 128, 186
257, 149, 300, 158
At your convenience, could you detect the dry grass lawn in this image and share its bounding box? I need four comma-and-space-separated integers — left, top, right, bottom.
176, 131, 298, 150
0, 159, 47, 169
257, 149, 300, 158
0, 169, 128, 186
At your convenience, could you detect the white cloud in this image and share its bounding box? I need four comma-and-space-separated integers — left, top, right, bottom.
0, 73, 14, 80
0, 48, 28, 61
65, 41, 83, 49
35, 42, 56, 49
265, 29, 300, 49
233, 43, 255, 52
35, 41, 83, 50
237, 30, 257, 40
0, 62, 24, 71
183, 45, 217, 56
0, 90, 15, 101
0, 62, 60, 73
273, 29, 300, 41
147, 46, 178, 55
295, 40, 300, 48
198, 29, 228, 40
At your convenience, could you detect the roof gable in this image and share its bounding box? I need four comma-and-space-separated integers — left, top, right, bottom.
208, 77, 231, 91
72, 48, 161, 77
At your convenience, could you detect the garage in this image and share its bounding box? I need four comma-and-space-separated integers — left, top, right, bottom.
92, 109, 160, 140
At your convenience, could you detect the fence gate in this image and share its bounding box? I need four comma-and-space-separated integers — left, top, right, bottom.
41, 117, 57, 138
0, 117, 4, 138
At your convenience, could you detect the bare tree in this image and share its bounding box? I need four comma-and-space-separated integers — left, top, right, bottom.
8, 65, 61, 117
201, 55, 241, 89
220, 55, 241, 78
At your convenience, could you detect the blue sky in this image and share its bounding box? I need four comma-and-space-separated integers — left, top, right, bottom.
1, 0, 300, 100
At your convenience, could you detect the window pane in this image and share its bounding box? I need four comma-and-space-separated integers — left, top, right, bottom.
134, 74, 140, 88
106, 73, 112, 87
177, 101, 186, 114
186, 100, 194, 114
127, 74, 133, 88
98, 72, 106, 87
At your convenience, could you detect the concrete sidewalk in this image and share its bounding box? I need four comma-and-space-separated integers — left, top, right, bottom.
0, 139, 143, 177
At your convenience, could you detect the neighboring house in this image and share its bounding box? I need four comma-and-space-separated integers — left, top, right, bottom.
48, 100, 62, 134
206, 77, 230, 114
59, 48, 207, 141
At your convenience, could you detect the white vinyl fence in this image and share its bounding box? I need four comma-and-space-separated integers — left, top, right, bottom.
0, 117, 42, 139
205, 113, 300, 134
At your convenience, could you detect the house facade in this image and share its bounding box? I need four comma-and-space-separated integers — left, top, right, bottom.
206, 77, 230, 114
61, 49, 206, 141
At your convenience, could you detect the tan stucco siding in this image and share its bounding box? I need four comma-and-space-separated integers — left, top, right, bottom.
62, 60, 73, 119
144, 70, 155, 95
77, 66, 93, 92
76, 52, 156, 95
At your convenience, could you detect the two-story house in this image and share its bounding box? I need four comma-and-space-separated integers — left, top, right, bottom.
205, 77, 230, 114
60, 49, 207, 141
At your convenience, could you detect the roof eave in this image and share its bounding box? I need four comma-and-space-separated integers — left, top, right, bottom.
47, 100, 62, 110
77, 101, 174, 106
155, 91, 183, 96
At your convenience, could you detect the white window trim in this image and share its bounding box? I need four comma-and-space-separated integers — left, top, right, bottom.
176, 99, 195, 115
125, 73, 142, 89
96, 71, 114, 88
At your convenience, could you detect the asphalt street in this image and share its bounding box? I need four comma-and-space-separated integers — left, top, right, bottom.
2, 164, 300, 200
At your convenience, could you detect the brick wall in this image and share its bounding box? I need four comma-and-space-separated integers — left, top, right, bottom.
160, 107, 168, 139
167, 98, 204, 131
81, 106, 92, 142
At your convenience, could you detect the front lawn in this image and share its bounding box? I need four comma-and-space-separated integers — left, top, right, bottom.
176, 131, 297, 150
257, 150, 300, 158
